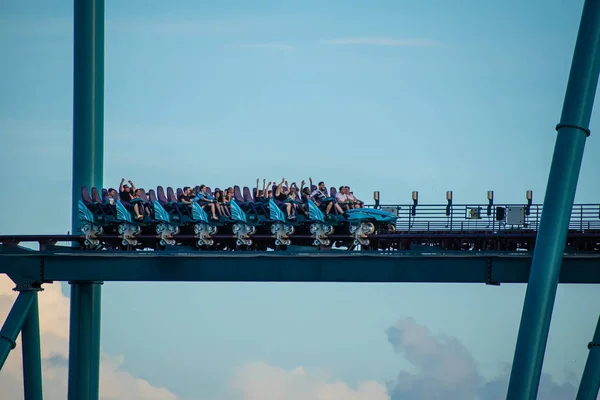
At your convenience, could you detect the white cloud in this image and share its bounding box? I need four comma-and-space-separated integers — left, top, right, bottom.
320, 37, 440, 46
0, 276, 178, 400
385, 317, 579, 400
0, 273, 584, 400
231, 361, 390, 400
237, 43, 294, 52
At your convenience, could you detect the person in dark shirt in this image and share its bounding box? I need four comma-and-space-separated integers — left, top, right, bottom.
274, 178, 296, 219
212, 189, 229, 217
119, 178, 136, 203
309, 179, 346, 218
178, 186, 193, 204
132, 188, 151, 219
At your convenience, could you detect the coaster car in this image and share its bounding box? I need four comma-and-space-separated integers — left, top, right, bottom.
78, 184, 397, 250
305, 200, 397, 247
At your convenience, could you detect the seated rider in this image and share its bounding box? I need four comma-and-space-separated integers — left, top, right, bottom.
178, 186, 194, 205
254, 179, 272, 203
345, 186, 363, 208
119, 179, 136, 203
335, 186, 351, 210
132, 188, 152, 219
293, 181, 309, 217
194, 185, 219, 221
174, 186, 195, 218
103, 188, 117, 206
274, 178, 296, 219
309, 179, 346, 218
212, 189, 229, 217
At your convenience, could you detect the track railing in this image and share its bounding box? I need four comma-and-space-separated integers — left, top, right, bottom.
364, 203, 600, 233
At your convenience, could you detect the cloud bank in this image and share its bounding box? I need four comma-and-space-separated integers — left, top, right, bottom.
228, 318, 578, 400
0, 276, 178, 400
237, 43, 294, 52
232, 361, 390, 400
0, 276, 581, 400
385, 317, 578, 400
320, 37, 440, 46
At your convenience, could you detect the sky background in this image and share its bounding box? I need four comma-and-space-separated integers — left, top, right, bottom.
1, 0, 599, 399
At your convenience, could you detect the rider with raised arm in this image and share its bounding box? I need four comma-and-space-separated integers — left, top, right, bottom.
255, 179, 272, 202
274, 178, 296, 219
119, 178, 136, 203
292, 180, 309, 217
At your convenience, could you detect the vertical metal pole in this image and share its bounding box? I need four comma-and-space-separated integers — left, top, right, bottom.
89, 283, 102, 398
0, 292, 34, 370
69, 1, 104, 400
68, 283, 91, 399
506, 1, 600, 399
22, 292, 43, 400
68, 282, 103, 400
71, 0, 104, 222
576, 315, 600, 400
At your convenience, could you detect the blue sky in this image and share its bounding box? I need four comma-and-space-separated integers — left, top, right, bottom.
1, 0, 599, 399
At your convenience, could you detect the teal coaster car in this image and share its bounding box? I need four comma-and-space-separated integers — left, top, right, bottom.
306, 200, 397, 247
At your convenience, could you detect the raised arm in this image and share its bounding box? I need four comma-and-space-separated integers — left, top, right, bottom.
275, 178, 285, 196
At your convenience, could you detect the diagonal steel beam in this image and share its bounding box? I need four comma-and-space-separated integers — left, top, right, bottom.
576, 315, 600, 400
507, 1, 600, 398
21, 291, 43, 400
0, 291, 35, 370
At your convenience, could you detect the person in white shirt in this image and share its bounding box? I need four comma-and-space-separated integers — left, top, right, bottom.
309, 179, 346, 217
335, 186, 350, 210
345, 186, 363, 208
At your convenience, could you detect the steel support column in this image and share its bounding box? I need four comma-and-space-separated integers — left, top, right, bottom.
507, 1, 600, 399
0, 291, 35, 370
67, 282, 103, 400
22, 291, 43, 400
69, 0, 105, 400
576, 315, 600, 400
71, 0, 104, 224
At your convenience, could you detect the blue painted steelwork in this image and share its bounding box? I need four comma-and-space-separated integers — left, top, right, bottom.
0, 249, 599, 284
68, 282, 103, 400
72, 0, 104, 234
507, 1, 600, 398
0, 291, 34, 370
21, 292, 43, 400
576, 315, 600, 400
70, 0, 105, 399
